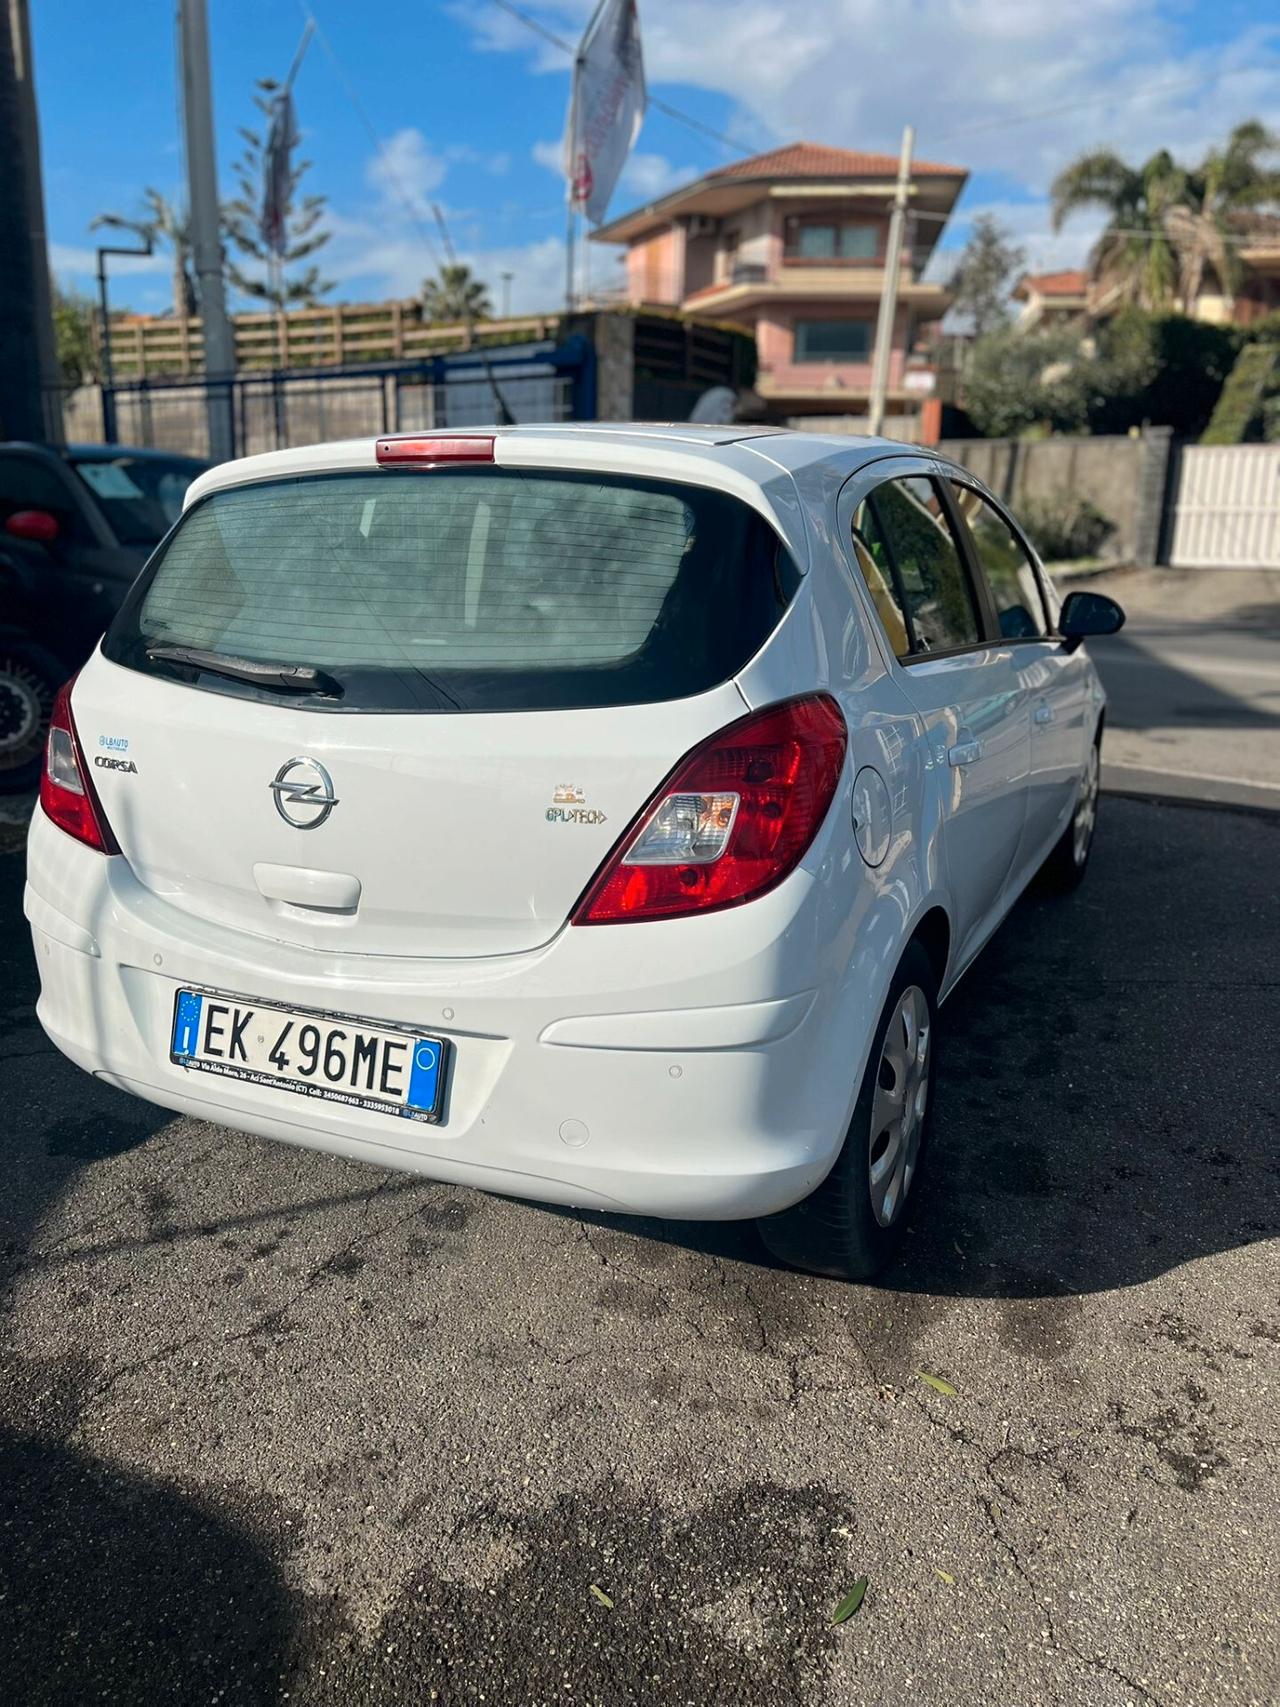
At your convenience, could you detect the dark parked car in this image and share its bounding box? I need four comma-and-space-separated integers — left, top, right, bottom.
0, 442, 206, 791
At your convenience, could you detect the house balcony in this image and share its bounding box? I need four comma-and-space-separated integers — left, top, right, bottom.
756, 352, 940, 410
682, 262, 950, 319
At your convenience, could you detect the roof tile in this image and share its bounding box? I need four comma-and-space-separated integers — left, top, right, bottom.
714, 141, 964, 180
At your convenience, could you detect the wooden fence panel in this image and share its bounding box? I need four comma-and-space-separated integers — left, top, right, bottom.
99, 302, 557, 376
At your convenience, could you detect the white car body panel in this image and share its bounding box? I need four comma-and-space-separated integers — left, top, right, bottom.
26, 425, 1105, 1219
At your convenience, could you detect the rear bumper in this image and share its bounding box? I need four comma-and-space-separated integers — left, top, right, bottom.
26, 809, 869, 1219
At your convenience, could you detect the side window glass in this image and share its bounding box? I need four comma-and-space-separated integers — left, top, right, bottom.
873, 476, 980, 654
850, 497, 909, 657
949, 483, 1048, 639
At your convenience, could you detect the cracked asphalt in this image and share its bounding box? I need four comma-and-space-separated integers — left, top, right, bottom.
2, 792, 1278, 1707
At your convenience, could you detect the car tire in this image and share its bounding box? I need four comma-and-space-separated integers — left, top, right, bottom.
757, 941, 938, 1282
1041, 730, 1101, 892
0, 633, 63, 795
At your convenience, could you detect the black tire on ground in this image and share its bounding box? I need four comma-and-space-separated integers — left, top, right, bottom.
757, 940, 938, 1282
0, 634, 64, 795
1040, 729, 1102, 892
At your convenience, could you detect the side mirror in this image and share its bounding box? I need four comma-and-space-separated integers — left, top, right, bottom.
1059, 589, 1125, 651
5, 508, 60, 545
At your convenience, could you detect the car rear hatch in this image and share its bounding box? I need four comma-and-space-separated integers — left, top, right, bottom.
82, 451, 801, 958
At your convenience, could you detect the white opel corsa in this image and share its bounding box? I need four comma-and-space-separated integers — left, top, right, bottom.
25, 425, 1124, 1279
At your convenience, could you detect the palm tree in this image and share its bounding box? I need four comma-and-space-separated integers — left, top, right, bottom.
92, 189, 197, 318
1051, 121, 1280, 315
421, 264, 493, 326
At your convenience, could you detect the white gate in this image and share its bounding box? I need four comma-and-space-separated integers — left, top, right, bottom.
1169, 445, 1280, 568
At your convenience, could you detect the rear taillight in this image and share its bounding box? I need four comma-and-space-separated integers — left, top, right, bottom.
573, 694, 847, 925
39, 679, 118, 854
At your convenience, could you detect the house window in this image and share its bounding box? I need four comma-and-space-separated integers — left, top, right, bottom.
793, 319, 872, 363
784, 218, 879, 261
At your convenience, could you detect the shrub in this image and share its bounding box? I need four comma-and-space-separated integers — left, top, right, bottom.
962, 311, 1241, 441
1088, 311, 1239, 438
1018, 491, 1115, 562
1201, 343, 1279, 443
963, 327, 1094, 438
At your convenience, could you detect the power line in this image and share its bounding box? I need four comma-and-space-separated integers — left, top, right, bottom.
296, 0, 445, 274
933, 62, 1275, 145
486, 0, 756, 158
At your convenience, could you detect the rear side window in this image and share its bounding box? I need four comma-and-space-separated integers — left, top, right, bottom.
73, 454, 203, 547
869, 477, 981, 655
104, 468, 800, 712
947, 482, 1048, 639
850, 498, 909, 657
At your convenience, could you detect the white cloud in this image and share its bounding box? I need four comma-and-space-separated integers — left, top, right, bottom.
468, 2, 1279, 183
365, 127, 447, 214
930, 200, 1109, 281
461, 0, 1280, 272
445, 143, 512, 176
620, 151, 696, 201
532, 137, 564, 176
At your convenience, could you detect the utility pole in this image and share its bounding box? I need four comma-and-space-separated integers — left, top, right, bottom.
178, 0, 235, 462
0, 0, 59, 442
867, 123, 914, 439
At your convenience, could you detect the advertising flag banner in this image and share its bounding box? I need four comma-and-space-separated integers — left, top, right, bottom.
564, 0, 646, 225
261, 86, 298, 257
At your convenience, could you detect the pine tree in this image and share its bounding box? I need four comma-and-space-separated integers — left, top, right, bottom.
223, 78, 333, 310
945, 215, 1025, 338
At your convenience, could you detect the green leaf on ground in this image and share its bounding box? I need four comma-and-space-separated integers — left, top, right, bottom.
831, 1577, 868, 1625
917, 1370, 958, 1398
589, 1584, 614, 1609
933, 1567, 956, 1586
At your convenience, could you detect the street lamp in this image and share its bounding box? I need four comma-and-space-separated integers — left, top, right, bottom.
95, 237, 153, 443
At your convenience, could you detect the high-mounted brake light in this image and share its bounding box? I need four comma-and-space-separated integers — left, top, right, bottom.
375, 434, 495, 466
572, 694, 847, 925
39, 678, 119, 854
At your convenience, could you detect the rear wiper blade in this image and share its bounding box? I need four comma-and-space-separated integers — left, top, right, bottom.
146, 645, 344, 699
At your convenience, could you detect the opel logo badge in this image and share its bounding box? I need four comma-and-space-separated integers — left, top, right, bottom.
269, 757, 339, 830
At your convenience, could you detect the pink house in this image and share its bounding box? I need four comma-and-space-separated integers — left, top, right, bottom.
591, 141, 968, 420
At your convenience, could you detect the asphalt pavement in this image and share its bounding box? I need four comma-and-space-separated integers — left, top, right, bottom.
2, 787, 1278, 1707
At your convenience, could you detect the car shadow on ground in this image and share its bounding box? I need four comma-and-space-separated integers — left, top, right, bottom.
546, 794, 1280, 1301
1, 847, 301, 1707
1090, 631, 1280, 736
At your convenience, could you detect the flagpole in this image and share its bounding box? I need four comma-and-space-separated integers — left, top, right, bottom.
565, 200, 577, 315
284, 18, 314, 92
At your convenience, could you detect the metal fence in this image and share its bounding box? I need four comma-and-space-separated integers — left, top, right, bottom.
56, 336, 594, 462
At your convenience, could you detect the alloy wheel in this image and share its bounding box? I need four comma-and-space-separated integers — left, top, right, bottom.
868, 984, 931, 1228
1073, 743, 1100, 866
0, 654, 51, 776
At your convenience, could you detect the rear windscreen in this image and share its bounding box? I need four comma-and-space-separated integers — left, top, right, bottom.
103, 467, 800, 712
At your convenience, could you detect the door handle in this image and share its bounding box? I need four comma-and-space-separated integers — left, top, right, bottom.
1034, 703, 1054, 725
948, 740, 982, 767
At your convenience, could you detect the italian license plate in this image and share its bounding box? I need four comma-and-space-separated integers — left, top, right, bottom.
170, 989, 447, 1123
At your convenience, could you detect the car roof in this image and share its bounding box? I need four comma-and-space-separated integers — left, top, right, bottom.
183, 425, 944, 575
66, 443, 207, 466
0, 440, 207, 467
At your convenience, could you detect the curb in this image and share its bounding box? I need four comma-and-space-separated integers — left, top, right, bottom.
1102, 763, 1280, 818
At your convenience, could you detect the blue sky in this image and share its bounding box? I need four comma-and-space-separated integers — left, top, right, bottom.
34, 0, 1280, 317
